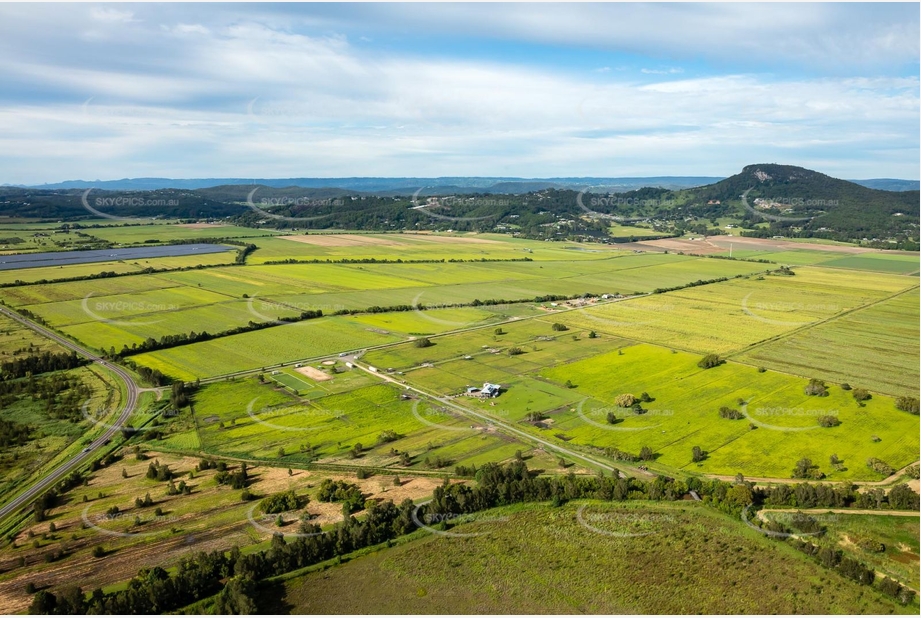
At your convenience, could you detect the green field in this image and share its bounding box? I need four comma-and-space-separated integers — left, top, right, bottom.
176, 377, 537, 472
131, 318, 404, 381
8, 252, 767, 354
272, 501, 913, 615
538, 345, 919, 480
565, 266, 915, 355
815, 254, 919, 274
737, 288, 920, 396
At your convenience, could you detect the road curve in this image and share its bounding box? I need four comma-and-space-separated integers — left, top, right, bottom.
0, 306, 140, 521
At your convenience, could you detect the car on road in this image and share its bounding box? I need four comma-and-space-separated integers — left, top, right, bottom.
82, 447, 91, 453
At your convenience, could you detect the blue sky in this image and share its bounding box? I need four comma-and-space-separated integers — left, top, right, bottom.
0, 2, 918, 184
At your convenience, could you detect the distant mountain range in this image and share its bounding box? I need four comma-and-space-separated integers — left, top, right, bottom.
9, 175, 919, 193
14, 176, 724, 194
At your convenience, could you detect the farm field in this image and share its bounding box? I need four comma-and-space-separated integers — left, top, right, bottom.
271, 501, 912, 615
564, 266, 916, 355
185, 378, 534, 471
244, 233, 630, 263
536, 345, 920, 480
361, 316, 629, 373
817, 254, 919, 274
0, 250, 237, 285
0, 253, 662, 346
130, 318, 405, 381
736, 288, 920, 397
5, 251, 774, 366
84, 223, 284, 244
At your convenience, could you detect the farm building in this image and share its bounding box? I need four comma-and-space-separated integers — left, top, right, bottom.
465, 382, 502, 398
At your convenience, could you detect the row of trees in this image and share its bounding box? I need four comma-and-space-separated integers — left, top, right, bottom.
0, 350, 85, 380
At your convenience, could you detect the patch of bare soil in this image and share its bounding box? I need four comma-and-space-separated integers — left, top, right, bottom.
295, 366, 332, 381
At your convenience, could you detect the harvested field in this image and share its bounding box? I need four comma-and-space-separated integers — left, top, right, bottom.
401, 234, 502, 245
278, 234, 405, 247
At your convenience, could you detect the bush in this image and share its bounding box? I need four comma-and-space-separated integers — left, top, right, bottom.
376, 430, 400, 445
719, 406, 744, 420
851, 388, 871, 402
551, 323, 568, 332
804, 378, 828, 397
792, 457, 824, 479
614, 394, 636, 408
840, 382, 851, 391
818, 415, 841, 427
260, 490, 301, 514
895, 396, 919, 415
92, 545, 105, 558
413, 338, 433, 348
697, 354, 723, 369
866, 458, 895, 477
507, 347, 523, 356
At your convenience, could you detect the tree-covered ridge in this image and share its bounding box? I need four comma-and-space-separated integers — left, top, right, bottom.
1, 164, 918, 245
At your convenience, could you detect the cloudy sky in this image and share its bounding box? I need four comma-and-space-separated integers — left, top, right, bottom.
0, 2, 918, 184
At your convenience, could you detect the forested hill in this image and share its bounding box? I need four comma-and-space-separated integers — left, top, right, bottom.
695, 164, 919, 241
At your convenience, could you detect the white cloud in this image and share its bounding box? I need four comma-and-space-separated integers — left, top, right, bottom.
0, 3, 916, 182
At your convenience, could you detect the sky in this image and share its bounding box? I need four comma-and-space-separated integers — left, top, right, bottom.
0, 2, 918, 184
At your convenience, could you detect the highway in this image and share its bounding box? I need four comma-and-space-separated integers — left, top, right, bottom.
0, 306, 140, 521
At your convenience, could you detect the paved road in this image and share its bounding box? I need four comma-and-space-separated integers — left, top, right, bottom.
0, 307, 140, 522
